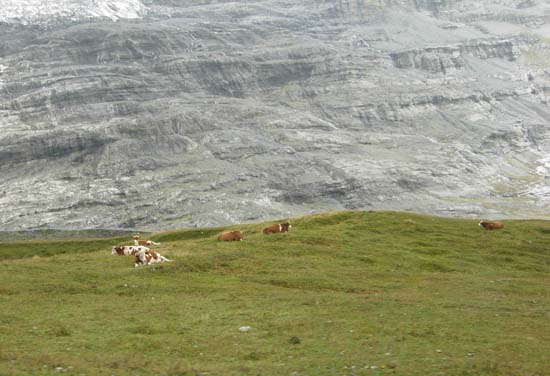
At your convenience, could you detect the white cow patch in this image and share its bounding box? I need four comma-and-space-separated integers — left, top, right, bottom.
112, 245, 148, 256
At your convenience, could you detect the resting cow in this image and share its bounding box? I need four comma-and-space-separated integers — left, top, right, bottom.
479, 221, 504, 230
112, 245, 149, 256
134, 249, 171, 267
133, 234, 161, 246
263, 222, 291, 234
217, 230, 244, 241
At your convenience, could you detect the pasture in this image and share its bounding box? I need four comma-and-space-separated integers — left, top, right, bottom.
0, 211, 549, 375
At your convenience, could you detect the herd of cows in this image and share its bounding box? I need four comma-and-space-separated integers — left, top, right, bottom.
111, 234, 170, 268
111, 220, 502, 267
111, 222, 292, 267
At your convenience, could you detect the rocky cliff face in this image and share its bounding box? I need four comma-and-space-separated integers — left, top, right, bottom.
1, 0, 550, 230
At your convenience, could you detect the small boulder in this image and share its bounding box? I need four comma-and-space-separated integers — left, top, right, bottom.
289, 336, 301, 344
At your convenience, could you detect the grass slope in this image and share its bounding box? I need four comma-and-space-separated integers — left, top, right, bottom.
0, 229, 138, 242
0, 211, 549, 376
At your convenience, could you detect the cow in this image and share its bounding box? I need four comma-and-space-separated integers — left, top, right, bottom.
263, 222, 292, 234
217, 230, 244, 241
479, 221, 504, 230
112, 245, 149, 256
133, 234, 161, 246
133, 248, 171, 267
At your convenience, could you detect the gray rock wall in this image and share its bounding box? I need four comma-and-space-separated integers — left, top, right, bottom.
1, 0, 550, 230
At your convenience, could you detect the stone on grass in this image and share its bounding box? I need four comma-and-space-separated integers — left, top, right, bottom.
289, 336, 301, 344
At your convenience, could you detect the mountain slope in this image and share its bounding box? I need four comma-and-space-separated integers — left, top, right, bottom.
1, 0, 550, 230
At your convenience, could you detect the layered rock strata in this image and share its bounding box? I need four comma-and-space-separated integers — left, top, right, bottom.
1, 0, 549, 229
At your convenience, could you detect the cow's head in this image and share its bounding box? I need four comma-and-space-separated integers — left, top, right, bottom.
281, 222, 291, 231
112, 246, 125, 255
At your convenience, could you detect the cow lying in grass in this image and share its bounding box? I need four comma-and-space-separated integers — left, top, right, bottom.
134, 248, 171, 267
217, 230, 244, 241
133, 234, 161, 246
112, 245, 171, 267
112, 245, 149, 256
263, 222, 291, 234
479, 221, 504, 230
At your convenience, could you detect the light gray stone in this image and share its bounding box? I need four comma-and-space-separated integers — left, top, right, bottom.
1, 0, 550, 230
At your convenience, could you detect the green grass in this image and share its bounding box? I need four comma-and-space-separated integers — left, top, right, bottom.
0, 229, 138, 242
0, 237, 131, 260
1, 211, 549, 375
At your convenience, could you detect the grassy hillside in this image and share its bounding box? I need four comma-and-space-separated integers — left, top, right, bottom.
0, 229, 138, 242
0, 211, 549, 375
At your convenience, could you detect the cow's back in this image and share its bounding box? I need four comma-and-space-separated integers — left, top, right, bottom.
218, 230, 244, 241
480, 221, 504, 230
263, 225, 279, 234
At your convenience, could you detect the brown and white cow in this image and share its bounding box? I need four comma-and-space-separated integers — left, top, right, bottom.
134, 249, 171, 267
133, 234, 161, 246
479, 221, 504, 230
112, 245, 149, 256
263, 222, 291, 234
217, 230, 244, 241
